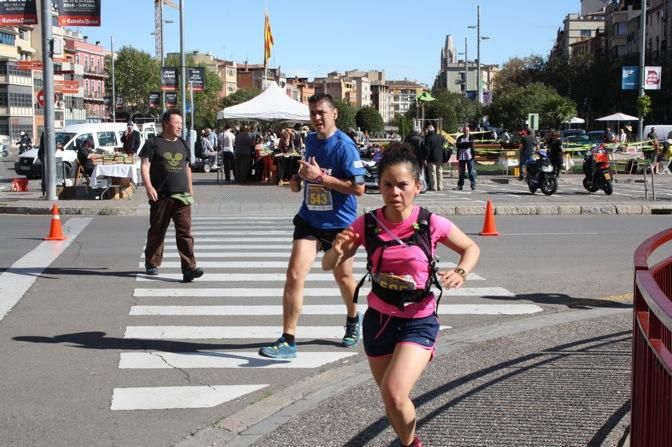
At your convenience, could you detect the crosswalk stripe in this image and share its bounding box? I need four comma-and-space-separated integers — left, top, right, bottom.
170, 230, 293, 236
136, 272, 484, 281
162, 245, 294, 250
124, 325, 452, 340
118, 351, 357, 369
188, 237, 291, 242
110, 385, 268, 411
138, 261, 370, 269
192, 217, 291, 221
133, 286, 509, 298
140, 252, 367, 259
129, 303, 541, 316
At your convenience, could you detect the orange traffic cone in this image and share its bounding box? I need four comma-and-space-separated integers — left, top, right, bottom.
479, 199, 500, 237
44, 204, 66, 241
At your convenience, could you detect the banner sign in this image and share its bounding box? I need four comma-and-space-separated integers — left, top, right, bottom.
165, 92, 177, 107
161, 67, 178, 92
644, 66, 662, 90
149, 92, 160, 109
0, 0, 37, 25
621, 66, 638, 90
187, 67, 205, 92
56, 0, 101, 26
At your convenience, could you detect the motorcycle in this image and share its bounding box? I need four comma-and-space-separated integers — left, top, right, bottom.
582, 144, 613, 195
525, 149, 558, 195
362, 149, 427, 194
18, 141, 31, 154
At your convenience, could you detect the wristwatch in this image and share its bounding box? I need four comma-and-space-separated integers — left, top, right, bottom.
454, 267, 467, 280
315, 174, 324, 184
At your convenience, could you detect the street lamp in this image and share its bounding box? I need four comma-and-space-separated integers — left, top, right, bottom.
468, 5, 490, 105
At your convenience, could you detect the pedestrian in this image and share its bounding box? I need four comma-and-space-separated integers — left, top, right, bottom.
206, 127, 217, 150
424, 124, 445, 191
218, 125, 235, 182
121, 121, 142, 155
454, 125, 476, 190
519, 128, 538, 180
258, 92, 366, 359
322, 142, 480, 447
200, 130, 217, 167
234, 125, 254, 184
549, 130, 563, 177
139, 110, 203, 283
647, 127, 657, 142
619, 128, 627, 147
404, 127, 425, 179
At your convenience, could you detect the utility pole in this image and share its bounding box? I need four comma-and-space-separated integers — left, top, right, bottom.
638, 0, 647, 141
111, 36, 116, 122
41, 0, 56, 201
464, 37, 468, 96
179, 0, 187, 138
476, 5, 482, 104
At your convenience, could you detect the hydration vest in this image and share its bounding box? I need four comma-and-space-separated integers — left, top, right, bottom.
353, 207, 443, 311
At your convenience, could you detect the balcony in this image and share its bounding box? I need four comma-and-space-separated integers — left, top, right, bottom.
83, 65, 107, 78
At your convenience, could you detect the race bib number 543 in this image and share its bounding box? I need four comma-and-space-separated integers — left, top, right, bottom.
306, 183, 333, 211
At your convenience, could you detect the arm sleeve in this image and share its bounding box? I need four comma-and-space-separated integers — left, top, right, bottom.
350, 215, 366, 248
138, 138, 154, 160
341, 142, 366, 178
430, 214, 454, 249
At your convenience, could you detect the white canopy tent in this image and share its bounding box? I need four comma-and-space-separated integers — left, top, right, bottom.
563, 116, 585, 124
595, 113, 639, 134
216, 82, 310, 122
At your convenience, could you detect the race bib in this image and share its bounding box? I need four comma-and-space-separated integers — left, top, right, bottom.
372, 272, 417, 291
306, 183, 333, 211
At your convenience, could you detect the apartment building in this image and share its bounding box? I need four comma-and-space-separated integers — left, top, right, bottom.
386, 79, 425, 118
370, 82, 392, 123
286, 77, 314, 104
551, 12, 607, 58
313, 72, 357, 106
0, 26, 35, 139
187, 51, 238, 97
63, 30, 106, 122
236, 63, 283, 91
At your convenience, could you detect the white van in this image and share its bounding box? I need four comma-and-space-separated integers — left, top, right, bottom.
14, 122, 143, 179
643, 124, 672, 143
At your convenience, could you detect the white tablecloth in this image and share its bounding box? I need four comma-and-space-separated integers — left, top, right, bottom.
90, 162, 139, 187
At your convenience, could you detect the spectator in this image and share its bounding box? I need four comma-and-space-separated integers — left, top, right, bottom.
454, 125, 476, 190
121, 121, 142, 155
218, 125, 235, 182
234, 125, 254, 184
424, 125, 445, 191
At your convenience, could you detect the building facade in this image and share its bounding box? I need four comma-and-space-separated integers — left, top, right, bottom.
386, 80, 425, 118
0, 26, 35, 139
187, 51, 238, 97
63, 30, 106, 122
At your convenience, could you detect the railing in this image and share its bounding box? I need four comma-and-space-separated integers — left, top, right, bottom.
631, 228, 672, 446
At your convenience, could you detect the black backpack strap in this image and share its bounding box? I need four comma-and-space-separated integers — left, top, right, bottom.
415, 207, 443, 310
353, 210, 380, 304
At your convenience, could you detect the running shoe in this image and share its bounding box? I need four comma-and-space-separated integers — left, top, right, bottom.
259, 337, 297, 359
342, 311, 362, 347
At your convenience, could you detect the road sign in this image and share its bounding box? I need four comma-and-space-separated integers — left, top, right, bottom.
36, 89, 57, 107
526, 113, 539, 131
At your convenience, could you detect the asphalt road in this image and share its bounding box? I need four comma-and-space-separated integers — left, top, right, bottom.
0, 213, 669, 446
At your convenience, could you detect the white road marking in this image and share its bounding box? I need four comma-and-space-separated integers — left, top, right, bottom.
118, 351, 357, 369
503, 232, 598, 236
0, 218, 92, 322
124, 325, 452, 340
140, 252, 366, 259
187, 237, 290, 242
192, 217, 291, 221
139, 261, 369, 269
136, 272, 484, 281
159, 245, 294, 250
129, 303, 541, 316
170, 230, 293, 236
132, 286, 508, 298
110, 384, 268, 410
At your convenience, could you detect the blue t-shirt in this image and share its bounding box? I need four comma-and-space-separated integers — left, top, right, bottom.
298, 129, 365, 230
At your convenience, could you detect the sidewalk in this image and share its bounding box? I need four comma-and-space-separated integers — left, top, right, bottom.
0, 173, 671, 216
179, 307, 632, 447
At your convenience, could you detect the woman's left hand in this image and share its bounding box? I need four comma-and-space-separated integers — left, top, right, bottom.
438, 270, 465, 289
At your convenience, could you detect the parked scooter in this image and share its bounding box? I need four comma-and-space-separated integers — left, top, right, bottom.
582, 144, 613, 195
362, 147, 427, 193
525, 149, 558, 195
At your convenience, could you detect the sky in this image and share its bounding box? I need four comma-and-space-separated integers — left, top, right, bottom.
78, 0, 583, 87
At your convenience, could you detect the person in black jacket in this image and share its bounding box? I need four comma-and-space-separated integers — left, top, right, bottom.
424, 125, 445, 191
549, 130, 563, 177
121, 122, 142, 155
455, 125, 476, 190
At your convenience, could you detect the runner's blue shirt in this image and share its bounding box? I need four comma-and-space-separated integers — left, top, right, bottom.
298, 129, 365, 229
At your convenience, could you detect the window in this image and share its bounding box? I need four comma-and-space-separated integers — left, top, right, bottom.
96, 131, 118, 147
580, 29, 592, 37
0, 32, 16, 46
74, 133, 93, 148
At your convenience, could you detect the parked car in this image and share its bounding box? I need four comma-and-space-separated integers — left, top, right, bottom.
14, 122, 143, 179
560, 129, 585, 139
563, 131, 605, 147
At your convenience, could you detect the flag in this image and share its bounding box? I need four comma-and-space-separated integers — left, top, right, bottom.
264, 12, 274, 66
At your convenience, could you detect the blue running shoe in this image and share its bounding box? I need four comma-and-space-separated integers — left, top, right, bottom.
342, 311, 362, 348
259, 337, 297, 359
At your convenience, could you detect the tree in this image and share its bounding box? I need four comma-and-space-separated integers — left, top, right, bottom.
112, 46, 160, 115
355, 106, 384, 133
334, 99, 356, 132
406, 89, 482, 133
220, 88, 262, 109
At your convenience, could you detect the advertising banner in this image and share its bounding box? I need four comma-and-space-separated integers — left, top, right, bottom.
149, 92, 160, 109
644, 66, 662, 90
621, 66, 638, 90
0, 0, 37, 25
161, 67, 178, 92
187, 67, 205, 92
165, 92, 178, 107
57, 0, 101, 26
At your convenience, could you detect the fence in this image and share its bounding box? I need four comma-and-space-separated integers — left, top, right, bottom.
631, 228, 672, 446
